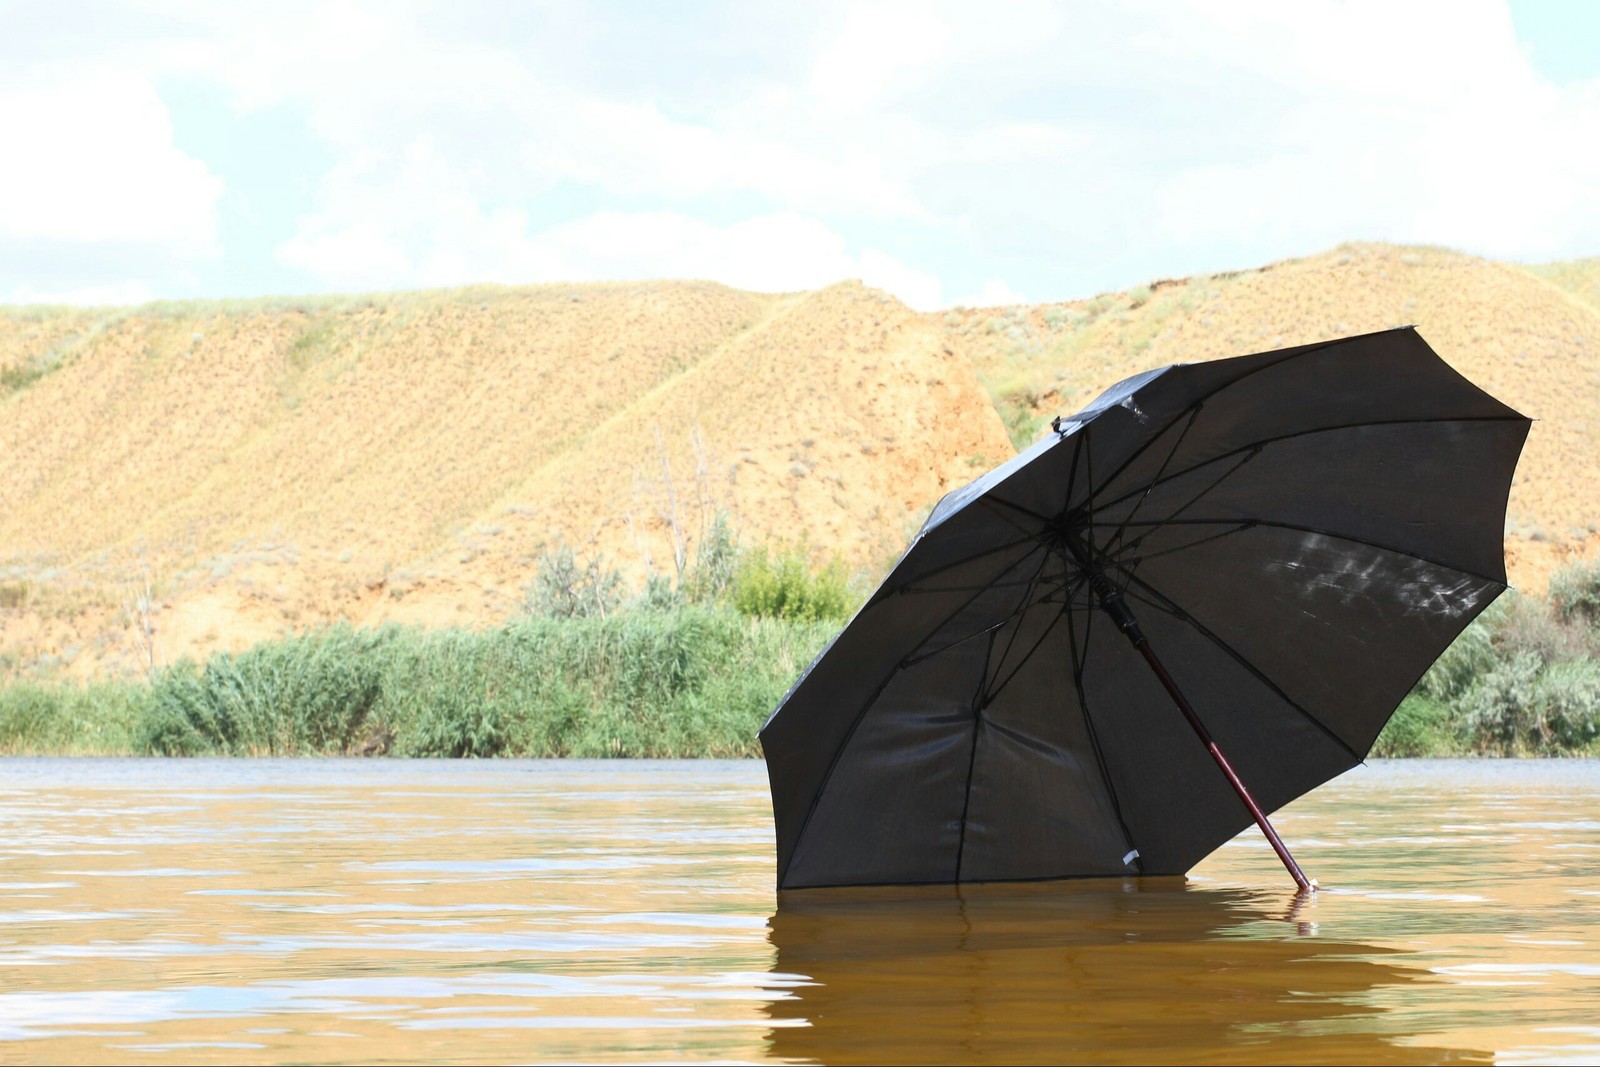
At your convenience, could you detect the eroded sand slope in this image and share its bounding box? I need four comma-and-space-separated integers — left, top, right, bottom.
2, 243, 1596, 678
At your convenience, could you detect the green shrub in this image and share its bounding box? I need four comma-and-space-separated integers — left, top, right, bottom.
1532, 659, 1600, 750
0, 680, 148, 754
732, 546, 854, 623
1415, 609, 1501, 704
1371, 695, 1457, 757
1463, 651, 1545, 754
1548, 561, 1600, 628
141, 626, 390, 755
524, 540, 623, 619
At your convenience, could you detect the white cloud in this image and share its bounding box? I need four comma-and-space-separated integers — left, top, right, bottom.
6, 0, 1600, 308
281, 188, 944, 309
808, 2, 952, 108
0, 71, 221, 252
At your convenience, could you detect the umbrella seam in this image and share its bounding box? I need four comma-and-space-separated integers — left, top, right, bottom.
1079, 330, 1407, 502
955, 549, 1055, 881
1088, 414, 1529, 518
1104, 404, 1205, 557
780, 543, 1048, 886
1114, 517, 1509, 587
1119, 570, 1364, 764
953, 629, 999, 882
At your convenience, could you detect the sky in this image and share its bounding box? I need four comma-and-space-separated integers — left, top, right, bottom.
2, 0, 1598, 311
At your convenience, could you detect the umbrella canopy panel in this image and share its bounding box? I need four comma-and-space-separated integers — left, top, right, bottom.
761, 327, 1529, 890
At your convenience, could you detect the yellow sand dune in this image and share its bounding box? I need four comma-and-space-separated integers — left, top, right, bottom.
2, 242, 1595, 677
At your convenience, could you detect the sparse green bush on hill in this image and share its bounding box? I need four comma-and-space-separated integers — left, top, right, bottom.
731, 545, 854, 623
524, 540, 625, 619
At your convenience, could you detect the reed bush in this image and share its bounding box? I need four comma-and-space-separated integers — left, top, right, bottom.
141, 625, 393, 755
377, 610, 834, 758
6, 560, 1597, 758
1532, 659, 1600, 749
0, 607, 836, 758
0, 679, 148, 754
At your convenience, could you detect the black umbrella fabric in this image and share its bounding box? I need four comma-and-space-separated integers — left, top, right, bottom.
760, 327, 1529, 891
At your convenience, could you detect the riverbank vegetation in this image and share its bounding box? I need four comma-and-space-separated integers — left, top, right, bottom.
1372, 561, 1600, 756
3, 548, 1598, 759
0, 530, 848, 758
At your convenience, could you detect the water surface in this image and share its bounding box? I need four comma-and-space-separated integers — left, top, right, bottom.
0, 758, 1595, 1064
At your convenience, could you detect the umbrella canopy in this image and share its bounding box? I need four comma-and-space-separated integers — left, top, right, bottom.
760, 327, 1529, 891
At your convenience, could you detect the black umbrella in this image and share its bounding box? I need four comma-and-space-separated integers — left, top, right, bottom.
760, 327, 1529, 891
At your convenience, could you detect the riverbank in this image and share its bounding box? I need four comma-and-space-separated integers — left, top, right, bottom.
4, 561, 1597, 759
0, 609, 835, 758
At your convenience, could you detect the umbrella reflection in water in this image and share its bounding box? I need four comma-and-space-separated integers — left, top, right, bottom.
763, 881, 1493, 1066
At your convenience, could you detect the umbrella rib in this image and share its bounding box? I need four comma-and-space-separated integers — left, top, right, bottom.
982, 599, 1071, 708
1111, 446, 1262, 533
898, 545, 1048, 667
1087, 414, 1527, 518
1120, 570, 1363, 763
978, 552, 1059, 706
1112, 521, 1256, 567
1082, 330, 1404, 502
954, 551, 1055, 881
781, 545, 1048, 882
1104, 405, 1203, 556
902, 576, 1040, 596
1103, 517, 1508, 587
1119, 582, 1190, 620
954, 629, 1000, 882
1065, 587, 1143, 874
883, 533, 1040, 600
903, 615, 1016, 669
978, 495, 1055, 533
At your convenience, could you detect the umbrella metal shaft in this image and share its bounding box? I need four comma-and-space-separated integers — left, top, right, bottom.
1128, 638, 1314, 893
1082, 568, 1314, 893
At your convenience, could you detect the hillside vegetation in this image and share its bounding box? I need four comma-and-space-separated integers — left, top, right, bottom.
3, 242, 1598, 681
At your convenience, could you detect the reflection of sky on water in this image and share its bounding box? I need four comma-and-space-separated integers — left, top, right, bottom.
0, 758, 1594, 1063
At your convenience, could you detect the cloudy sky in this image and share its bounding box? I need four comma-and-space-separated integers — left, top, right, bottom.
3, 0, 1598, 310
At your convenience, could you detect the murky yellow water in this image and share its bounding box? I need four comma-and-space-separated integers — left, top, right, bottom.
0, 759, 1595, 1065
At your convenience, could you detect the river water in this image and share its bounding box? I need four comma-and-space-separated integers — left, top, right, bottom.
0, 758, 1595, 1065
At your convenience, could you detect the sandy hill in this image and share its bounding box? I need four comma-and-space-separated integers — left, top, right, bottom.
1529, 257, 1600, 315
944, 242, 1600, 596
1, 282, 1009, 677
2, 242, 1597, 679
